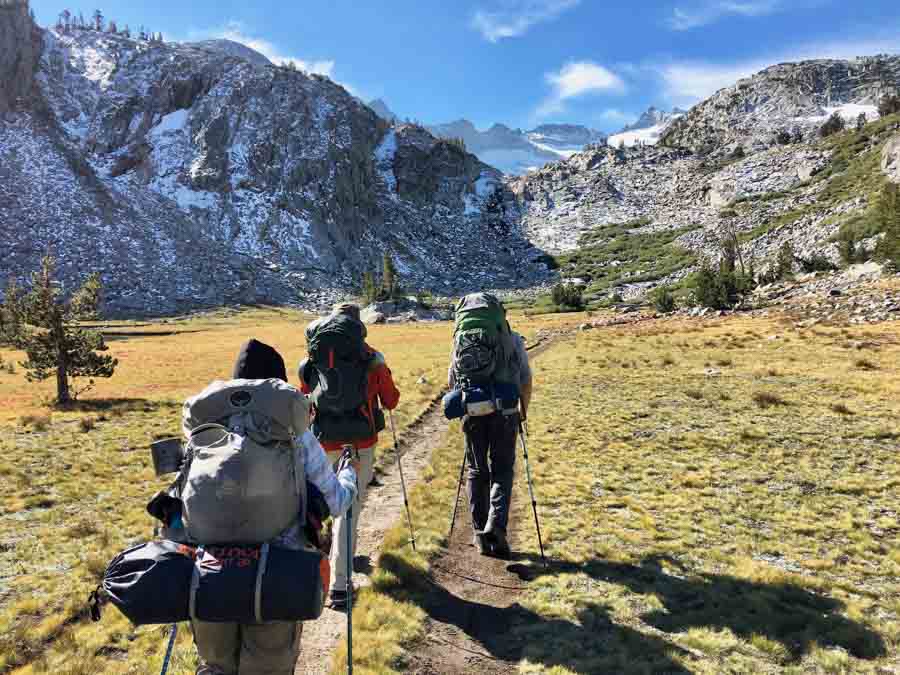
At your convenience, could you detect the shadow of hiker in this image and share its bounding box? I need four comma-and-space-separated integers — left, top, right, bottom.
378, 553, 693, 674
508, 554, 886, 664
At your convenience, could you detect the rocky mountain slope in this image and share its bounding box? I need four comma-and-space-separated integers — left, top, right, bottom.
0, 2, 548, 315
661, 57, 900, 153
509, 55, 900, 298
426, 118, 605, 175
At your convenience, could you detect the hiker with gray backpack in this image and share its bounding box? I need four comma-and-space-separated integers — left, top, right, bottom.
298, 303, 400, 609
444, 293, 533, 559
90, 339, 359, 675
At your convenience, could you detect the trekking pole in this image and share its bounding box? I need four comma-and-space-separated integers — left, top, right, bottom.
346, 492, 353, 675
448, 444, 468, 540
159, 623, 177, 675
388, 411, 416, 552
518, 422, 547, 566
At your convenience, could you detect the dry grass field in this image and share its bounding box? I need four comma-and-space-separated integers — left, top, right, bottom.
0, 306, 581, 675
336, 315, 900, 674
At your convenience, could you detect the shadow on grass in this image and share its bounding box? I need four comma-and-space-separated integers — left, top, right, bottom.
55, 398, 181, 414
508, 554, 886, 664
377, 553, 692, 674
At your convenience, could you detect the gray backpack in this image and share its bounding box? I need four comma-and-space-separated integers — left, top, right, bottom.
179, 379, 310, 545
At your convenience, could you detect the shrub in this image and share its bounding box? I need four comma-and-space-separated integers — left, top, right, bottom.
831, 402, 854, 416
550, 283, 584, 310
79, 417, 96, 433
837, 225, 864, 265
797, 253, 838, 273
776, 241, 795, 279
775, 130, 792, 145
874, 183, 900, 270
651, 286, 676, 313
855, 358, 879, 371
692, 265, 753, 310
752, 391, 787, 408
730, 145, 746, 159
820, 112, 846, 138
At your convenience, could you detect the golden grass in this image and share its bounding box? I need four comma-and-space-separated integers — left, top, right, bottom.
342, 315, 900, 673
0, 306, 586, 674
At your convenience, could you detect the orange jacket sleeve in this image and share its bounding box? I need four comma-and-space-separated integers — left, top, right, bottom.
372, 362, 400, 410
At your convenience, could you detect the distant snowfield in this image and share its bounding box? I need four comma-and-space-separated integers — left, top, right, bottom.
802, 103, 880, 123
607, 123, 668, 148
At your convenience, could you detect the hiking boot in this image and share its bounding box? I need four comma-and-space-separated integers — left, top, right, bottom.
329, 586, 355, 610
483, 528, 511, 560
473, 533, 490, 556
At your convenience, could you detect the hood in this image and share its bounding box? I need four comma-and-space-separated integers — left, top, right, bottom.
233, 339, 288, 381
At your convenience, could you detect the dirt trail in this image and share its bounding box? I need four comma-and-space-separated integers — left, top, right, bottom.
296, 399, 449, 674
296, 338, 561, 674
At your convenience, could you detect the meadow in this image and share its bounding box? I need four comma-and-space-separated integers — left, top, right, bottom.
337, 314, 900, 674
0, 306, 578, 674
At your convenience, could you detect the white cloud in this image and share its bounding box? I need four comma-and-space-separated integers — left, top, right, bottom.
597, 108, 636, 126
472, 0, 580, 43
668, 0, 782, 30
214, 22, 335, 76
536, 61, 626, 117
657, 35, 900, 105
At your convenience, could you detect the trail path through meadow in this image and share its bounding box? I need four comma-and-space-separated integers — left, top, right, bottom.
296, 339, 558, 674
296, 399, 449, 674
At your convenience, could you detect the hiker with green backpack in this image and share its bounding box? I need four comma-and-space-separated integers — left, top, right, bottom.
446, 293, 532, 559
298, 303, 400, 609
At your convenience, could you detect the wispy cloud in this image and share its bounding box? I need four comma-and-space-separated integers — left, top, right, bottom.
218, 22, 335, 76
668, 0, 783, 31
597, 108, 636, 126
656, 34, 900, 105
187, 21, 335, 77
536, 61, 626, 117
472, 0, 580, 43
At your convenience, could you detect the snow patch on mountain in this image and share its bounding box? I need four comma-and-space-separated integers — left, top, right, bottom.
608, 107, 685, 148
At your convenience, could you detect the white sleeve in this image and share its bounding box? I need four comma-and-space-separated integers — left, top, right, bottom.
299, 431, 357, 516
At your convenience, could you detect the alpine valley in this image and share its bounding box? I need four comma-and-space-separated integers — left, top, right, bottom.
2, 1, 900, 314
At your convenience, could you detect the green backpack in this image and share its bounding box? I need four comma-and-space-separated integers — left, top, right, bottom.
452, 293, 520, 388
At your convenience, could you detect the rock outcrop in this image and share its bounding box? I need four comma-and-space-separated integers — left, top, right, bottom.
0, 0, 40, 112
883, 133, 900, 183
662, 56, 900, 153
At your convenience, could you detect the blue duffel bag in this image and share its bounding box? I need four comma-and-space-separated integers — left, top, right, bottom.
442, 383, 520, 420
90, 540, 326, 625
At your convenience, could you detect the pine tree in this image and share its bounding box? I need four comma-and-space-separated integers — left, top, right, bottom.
139, 25, 146, 40
361, 270, 378, 305
107, 20, 117, 34
382, 252, 398, 300
875, 183, 900, 270
92, 9, 103, 31
6, 256, 117, 404
856, 112, 867, 132
776, 241, 795, 279
123, 24, 130, 38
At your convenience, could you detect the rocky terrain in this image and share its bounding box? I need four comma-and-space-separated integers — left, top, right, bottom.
508, 55, 900, 299
661, 57, 900, 153
0, 2, 549, 315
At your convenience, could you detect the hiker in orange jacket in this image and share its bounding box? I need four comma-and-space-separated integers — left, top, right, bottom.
298, 303, 400, 608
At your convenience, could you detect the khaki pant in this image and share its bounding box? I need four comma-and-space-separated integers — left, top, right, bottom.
192, 620, 302, 675
326, 446, 375, 592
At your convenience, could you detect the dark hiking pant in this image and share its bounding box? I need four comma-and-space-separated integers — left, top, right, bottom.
463, 412, 519, 535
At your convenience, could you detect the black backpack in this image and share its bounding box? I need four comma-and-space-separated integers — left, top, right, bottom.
305, 315, 375, 441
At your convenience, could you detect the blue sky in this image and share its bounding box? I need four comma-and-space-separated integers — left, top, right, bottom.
30, 0, 900, 132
